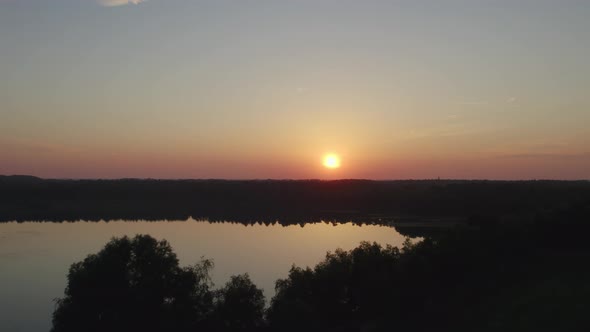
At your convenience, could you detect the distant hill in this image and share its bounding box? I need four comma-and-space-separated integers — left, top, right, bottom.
0, 175, 43, 183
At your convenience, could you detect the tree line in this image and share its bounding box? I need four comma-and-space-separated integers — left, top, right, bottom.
2, 177, 590, 223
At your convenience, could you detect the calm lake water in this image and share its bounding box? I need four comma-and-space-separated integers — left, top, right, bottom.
0, 219, 408, 332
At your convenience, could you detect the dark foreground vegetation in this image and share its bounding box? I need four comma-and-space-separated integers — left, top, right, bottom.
2, 176, 590, 223
3, 176, 589, 330
52, 203, 590, 332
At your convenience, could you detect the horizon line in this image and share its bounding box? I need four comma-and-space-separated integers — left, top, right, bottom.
1, 175, 588, 182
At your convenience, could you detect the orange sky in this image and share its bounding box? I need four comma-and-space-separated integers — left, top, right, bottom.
1, 1, 589, 179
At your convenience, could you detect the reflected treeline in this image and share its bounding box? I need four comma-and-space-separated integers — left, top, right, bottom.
1, 213, 457, 239
52, 203, 590, 332
2, 176, 590, 224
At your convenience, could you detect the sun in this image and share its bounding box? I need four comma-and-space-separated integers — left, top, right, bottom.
323, 154, 341, 169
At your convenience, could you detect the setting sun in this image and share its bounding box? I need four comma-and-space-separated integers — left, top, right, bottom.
323, 154, 341, 169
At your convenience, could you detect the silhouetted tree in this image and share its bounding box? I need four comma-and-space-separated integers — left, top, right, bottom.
212, 274, 266, 331
267, 242, 405, 331
51, 235, 214, 332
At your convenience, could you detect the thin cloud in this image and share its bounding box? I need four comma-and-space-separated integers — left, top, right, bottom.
498, 153, 590, 160
98, 0, 147, 7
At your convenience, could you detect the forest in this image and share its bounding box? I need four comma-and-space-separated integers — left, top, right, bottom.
2, 176, 589, 224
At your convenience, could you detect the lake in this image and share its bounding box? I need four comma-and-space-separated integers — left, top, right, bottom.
0, 219, 408, 332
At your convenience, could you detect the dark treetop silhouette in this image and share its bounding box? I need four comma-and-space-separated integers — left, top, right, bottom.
52, 201, 590, 332
51, 235, 266, 332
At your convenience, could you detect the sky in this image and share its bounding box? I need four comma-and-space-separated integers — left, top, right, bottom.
1, 0, 589, 179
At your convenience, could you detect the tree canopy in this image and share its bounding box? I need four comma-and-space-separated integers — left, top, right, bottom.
51, 209, 590, 332
51, 235, 215, 332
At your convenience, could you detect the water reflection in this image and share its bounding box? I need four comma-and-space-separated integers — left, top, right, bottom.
0, 219, 408, 332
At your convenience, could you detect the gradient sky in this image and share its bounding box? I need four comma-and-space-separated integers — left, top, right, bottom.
1, 0, 589, 179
